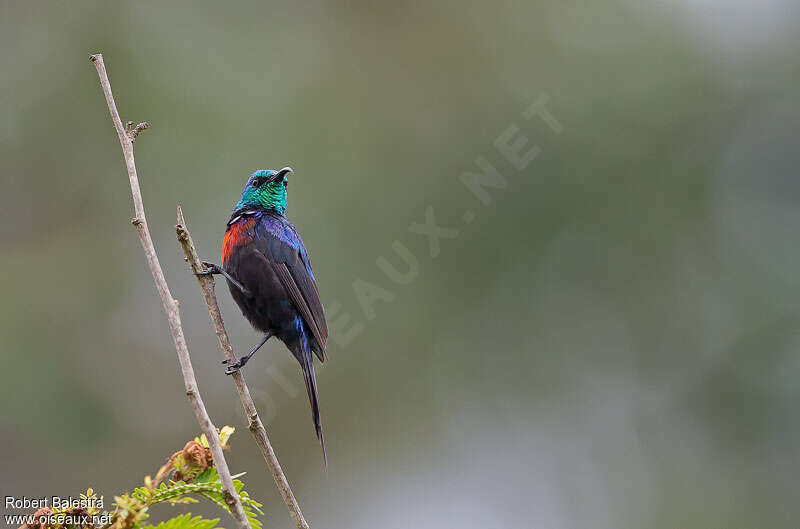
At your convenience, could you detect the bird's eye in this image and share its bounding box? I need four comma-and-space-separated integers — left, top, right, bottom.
251, 177, 265, 187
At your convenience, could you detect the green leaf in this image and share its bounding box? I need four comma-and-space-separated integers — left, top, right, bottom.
141, 513, 222, 529
193, 469, 216, 484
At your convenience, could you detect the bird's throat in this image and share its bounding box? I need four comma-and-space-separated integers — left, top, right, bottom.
236, 186, 287, 214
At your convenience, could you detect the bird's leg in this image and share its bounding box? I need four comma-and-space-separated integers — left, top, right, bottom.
223, 332, 273, 375
195, 261, 251, 296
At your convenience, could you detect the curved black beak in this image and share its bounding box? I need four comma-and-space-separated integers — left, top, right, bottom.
275, 166, 293, 179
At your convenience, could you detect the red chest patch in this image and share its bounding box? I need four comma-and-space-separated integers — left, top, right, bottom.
222, 217, 256, 264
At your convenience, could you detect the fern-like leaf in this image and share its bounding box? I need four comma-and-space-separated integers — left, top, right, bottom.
141, 513, 221, 529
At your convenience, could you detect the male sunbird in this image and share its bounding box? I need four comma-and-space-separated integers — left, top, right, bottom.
198, 167, 329, 463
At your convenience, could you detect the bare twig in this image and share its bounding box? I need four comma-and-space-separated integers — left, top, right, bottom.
89, 53, 251, 529
176, 207, 311, 529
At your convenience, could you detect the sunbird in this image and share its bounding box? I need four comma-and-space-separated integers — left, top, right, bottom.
198, 167, 329, 464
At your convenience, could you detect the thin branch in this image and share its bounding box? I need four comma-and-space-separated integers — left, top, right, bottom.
89, 53, 251, 529
176, 207, 311, 529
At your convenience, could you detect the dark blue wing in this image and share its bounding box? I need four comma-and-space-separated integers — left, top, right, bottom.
253, 214, 328, 360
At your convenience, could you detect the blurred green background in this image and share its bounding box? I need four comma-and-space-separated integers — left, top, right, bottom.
2, 1, 800, 527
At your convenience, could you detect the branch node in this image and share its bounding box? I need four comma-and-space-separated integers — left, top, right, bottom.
131, 217, 143, 226
223, 491, 237, 506
176, 224, 189, 242
126, 121, 150, 142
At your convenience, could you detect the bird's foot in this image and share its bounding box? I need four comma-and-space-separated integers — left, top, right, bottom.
221, 333, 271, 375
195, 261, 251, 296
222, 354, 252, 375
194, 261, 220, 277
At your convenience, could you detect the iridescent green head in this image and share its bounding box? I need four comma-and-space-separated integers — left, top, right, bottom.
235, 167, 292, 214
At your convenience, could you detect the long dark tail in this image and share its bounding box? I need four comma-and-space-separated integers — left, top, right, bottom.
300, 349, 326, 468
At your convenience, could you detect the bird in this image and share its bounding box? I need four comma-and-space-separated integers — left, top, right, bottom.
197, 167, 329, 465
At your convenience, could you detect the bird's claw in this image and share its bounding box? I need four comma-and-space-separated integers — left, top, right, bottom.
194, 261, 219, 277
222, 355, 249, 375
